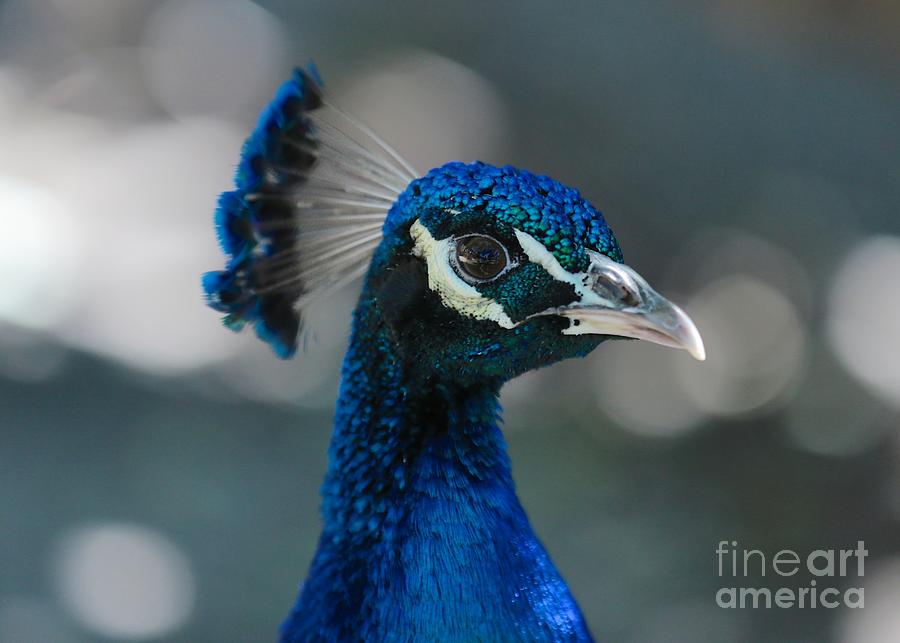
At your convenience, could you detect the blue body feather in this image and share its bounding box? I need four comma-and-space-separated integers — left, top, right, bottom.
275, 164, 622, 641
280, 296, 594, 642
204, 69, 630, 642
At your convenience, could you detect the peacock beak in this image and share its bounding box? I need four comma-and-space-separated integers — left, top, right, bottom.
554, 250, 705, 361
511, 230, 706, 361
557, 294, 706, 360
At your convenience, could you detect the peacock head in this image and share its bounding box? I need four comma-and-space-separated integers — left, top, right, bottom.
203, 68, 704, 388
361, 161, 704, 387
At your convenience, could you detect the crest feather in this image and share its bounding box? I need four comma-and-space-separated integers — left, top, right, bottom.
203, 65, 416, 357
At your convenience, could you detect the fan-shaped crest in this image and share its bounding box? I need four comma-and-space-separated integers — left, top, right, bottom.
203, 65, 417, 357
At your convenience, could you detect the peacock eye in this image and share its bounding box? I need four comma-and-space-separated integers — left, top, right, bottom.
453, 234, 509, 282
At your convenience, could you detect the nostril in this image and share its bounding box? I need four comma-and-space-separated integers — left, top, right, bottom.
619, 286, 640, 308
590, 272, 639, 307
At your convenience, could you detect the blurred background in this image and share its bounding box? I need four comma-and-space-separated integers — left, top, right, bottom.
1, 0, 899, 641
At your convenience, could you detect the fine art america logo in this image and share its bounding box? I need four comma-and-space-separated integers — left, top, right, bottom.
716, 541, 867, 609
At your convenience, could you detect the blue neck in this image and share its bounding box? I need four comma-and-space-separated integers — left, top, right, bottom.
280, 297, 593, 642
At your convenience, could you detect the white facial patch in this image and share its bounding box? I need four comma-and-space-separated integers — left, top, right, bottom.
512, 229, 606, 307
409, 220, 516, 328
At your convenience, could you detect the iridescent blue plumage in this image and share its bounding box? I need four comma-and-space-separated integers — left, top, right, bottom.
385, 161, 623, 270
280, 296, 595, 640
203, 67, 325, 358
274, 163, 618, 641
205, 67, 705, 642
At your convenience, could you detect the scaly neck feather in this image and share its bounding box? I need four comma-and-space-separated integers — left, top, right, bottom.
280, 297, 593, 643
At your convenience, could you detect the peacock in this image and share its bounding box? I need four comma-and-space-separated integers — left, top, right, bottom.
203, 66, 705, 643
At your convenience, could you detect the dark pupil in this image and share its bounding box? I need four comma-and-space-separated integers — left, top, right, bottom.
456, 236, 506, 280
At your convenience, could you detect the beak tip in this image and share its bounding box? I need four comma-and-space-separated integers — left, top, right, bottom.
689, 343, 706, 361
682, 319, 706, 362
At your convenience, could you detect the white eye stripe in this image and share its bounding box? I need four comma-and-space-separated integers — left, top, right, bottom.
409, 220, 516, 328
410, 221, 611, 329
513, 229, 607, 307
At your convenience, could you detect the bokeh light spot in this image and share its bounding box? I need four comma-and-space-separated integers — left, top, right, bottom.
0, 176, 83, 330
676, 275, 807, 417
837, 556, 900, 643
56, 119, 247, 374
54, 523, 195, 640
827, 236, 900, 411
594, 340, 706, 437
336, 48, 510, 173
141, 0, 286, 119
784, 347, 888, 457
